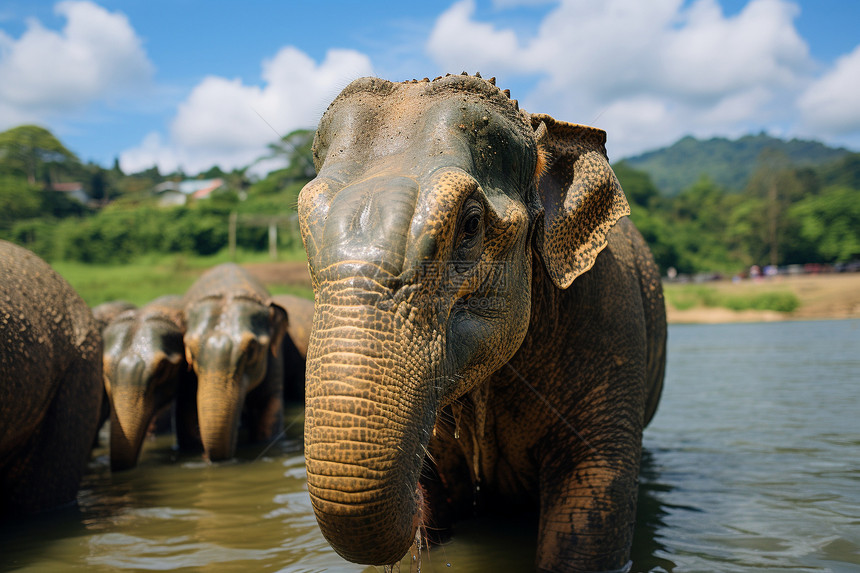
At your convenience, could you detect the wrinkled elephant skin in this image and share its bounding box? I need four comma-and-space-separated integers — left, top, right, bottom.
0, 240, 103, 515
102, 295, 198, 470
183, 263, 288, 461
91, 300, 137, 444
298, 75, 667, 571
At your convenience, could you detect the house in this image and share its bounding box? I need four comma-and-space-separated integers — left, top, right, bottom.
49, 182, 90, 204
153, 178, 226, 206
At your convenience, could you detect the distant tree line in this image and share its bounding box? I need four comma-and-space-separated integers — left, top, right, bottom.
0, 125, 312, 264
0, 124, 857, 273
614, 149, 860, 274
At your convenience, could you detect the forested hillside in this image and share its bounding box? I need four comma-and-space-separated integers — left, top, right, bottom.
1, 124, 858, 276
623, 133, 852, 196
614, 149, 860, 274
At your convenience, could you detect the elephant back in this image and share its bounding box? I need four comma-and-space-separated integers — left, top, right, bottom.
0, 241, 99, 372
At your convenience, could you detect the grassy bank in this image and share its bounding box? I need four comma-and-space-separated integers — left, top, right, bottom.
52, 250, 860, 322
53, 247, 312, 307
664, 273, 860, 322
664, 283, 801, 313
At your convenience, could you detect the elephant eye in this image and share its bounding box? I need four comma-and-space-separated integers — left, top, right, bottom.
454, 201, 484, 267
243, 339, 263, 363
459, 203, 483, 244
463, 212, 481, 236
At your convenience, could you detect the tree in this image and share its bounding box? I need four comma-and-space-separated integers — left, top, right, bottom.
790, 186, 860, 262
256, 129, 316, 180
0, 125, 78, 184
0, 175, 41, 228
744, 149, 805, 267
613, 160, 659, 207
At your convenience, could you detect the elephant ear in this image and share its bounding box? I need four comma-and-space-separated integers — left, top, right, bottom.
268, 302, 289, 356
529, 113, 630, 289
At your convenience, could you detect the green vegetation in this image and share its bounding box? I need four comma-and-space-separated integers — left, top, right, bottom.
0, 124, 858, 316
615, 148, 860, 274
664, 284, 800, 313
54, 250, 312, 307
623, 132, 851, 196
0, 125, 314, 266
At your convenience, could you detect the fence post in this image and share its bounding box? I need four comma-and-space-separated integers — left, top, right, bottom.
269, 222, 277, 260
229, 211, 237, 261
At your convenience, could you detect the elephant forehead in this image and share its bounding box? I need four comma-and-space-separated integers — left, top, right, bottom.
137, 319, 185, 353
103, 319, 134, 351
317, 86, 535, 187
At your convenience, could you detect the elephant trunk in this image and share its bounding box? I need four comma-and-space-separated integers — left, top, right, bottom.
197, 370, 244, 462
304, 300, 436, 565
196, 333, 245, 461
110, 403, 152, 471
109, 357, 153, 471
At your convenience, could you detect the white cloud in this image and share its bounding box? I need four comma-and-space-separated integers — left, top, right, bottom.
426, 0, 815, 157
798, 43, 860, 134
120, 47, 373, 174
427, 0, 527, 73
0, 1, 153, 127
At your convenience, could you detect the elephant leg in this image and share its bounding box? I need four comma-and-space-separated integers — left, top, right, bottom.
244, 353, 284, 443
3, 354, 102, 513
536, 434, 641, 573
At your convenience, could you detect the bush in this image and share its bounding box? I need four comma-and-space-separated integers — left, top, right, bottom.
665, 285, 800, 313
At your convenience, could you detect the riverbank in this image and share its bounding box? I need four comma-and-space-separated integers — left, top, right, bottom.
245, 261, 860, 324
665, 273, 860, 323
55, 255, 860, 324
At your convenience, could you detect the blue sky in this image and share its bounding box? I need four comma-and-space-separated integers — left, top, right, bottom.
1, 0, 859, 175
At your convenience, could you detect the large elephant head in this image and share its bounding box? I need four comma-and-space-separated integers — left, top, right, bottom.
183, 264, 288, 462
299, 74, 629, 565
102, 295, 187, 471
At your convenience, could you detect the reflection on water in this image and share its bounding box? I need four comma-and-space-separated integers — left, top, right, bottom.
1, 321, 859, 572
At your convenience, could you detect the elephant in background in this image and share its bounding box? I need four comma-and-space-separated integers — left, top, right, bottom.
298, 75, 666, 572
92, 300, 137, 332
0, 240, 103, 515
271, 294, 313, 404
102, 295, 200, 471
91, 300, 137, 444
183, 263, 288, 461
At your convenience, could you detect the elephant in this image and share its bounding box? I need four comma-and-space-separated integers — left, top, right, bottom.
0, 240, 104, 514
183, 263, 288, 461
92, 300, 137, 332
298, 75, 667, 572
91, 300, 137, 444
102, 295, 199, 470
271, 294, 314, 404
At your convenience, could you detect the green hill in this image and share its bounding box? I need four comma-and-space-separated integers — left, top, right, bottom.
621, 133, 852, 195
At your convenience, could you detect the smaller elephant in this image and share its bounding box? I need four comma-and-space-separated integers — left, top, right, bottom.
91, 300, 137, 445
271, 294, 313, 404
0, 240, 103, 514
102, 295, 199, 471
92, 300, 137, 332
183, 264, 288, 461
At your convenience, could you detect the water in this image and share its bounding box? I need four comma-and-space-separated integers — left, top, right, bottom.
1, 320, 858, 572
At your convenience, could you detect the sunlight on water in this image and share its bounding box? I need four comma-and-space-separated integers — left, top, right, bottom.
1, 321, 858, 572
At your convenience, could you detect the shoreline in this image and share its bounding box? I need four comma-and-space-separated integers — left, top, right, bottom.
242, 261, 860, 325
666, 307, 858, 324
664, 273, 860, 324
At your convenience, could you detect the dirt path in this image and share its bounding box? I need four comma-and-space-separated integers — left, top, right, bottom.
242, 261, 312, 289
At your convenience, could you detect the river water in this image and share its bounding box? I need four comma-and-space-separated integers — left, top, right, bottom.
1, 320, 858, 572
